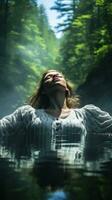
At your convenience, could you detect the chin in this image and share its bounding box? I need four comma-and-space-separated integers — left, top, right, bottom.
50, 83, 66, 91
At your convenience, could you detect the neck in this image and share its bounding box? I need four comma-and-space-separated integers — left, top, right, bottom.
47, 91, 68, 111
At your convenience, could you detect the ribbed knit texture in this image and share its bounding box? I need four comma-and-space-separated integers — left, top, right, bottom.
0, 104, 112, 166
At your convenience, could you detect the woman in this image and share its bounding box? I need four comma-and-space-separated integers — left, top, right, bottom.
0, 69, 112, 186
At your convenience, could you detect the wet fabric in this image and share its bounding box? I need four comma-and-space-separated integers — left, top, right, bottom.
0, 104, 112, 166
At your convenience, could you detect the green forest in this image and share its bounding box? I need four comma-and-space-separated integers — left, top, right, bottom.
0, 1, 112, 200
0, 0, 112, 116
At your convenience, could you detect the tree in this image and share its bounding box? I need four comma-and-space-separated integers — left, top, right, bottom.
0, 0, 59, 116
52, 0, 112, 86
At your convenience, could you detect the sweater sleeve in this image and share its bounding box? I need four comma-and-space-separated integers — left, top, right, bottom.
81, 104, 112, 134
0, 105, 35, 157
0, 105, 33, 135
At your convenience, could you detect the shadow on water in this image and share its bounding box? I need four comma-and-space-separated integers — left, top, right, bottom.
0, 157, 36, 200
0, 133, 112, 200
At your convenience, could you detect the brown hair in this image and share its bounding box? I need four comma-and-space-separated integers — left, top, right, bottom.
29, 70, 80, 109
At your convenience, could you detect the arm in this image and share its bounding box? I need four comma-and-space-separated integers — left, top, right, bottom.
82, 104, 112, 134
0, 105, 34, 158
79, 104, 112, 163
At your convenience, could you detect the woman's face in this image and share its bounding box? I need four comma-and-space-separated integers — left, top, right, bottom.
43, 70, 68, 93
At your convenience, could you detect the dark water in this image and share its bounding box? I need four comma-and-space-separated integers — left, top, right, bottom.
0, 133, 112, 200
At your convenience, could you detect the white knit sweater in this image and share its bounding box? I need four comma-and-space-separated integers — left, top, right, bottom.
0, 104, 112, 167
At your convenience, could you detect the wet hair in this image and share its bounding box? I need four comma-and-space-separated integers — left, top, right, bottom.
29, 69, 80, 109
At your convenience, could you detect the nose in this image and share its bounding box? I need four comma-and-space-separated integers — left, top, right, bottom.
53, 74, 57, 78
52, 74, 59, 79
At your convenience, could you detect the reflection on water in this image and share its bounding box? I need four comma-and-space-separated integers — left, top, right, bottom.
46, 190, 68, 200
0, 133, 112, 200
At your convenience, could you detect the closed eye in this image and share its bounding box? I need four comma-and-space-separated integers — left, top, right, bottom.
44, 74, 63, 80
44, 75, 51, 79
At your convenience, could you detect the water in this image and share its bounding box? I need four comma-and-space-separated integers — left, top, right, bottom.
0, 133, 112, 200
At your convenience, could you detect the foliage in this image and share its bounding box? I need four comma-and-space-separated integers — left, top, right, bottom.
0, 0, 59, 115
53, 0, 112, 87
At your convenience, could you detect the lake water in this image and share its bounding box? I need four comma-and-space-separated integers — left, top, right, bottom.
0, 133, 112, 200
